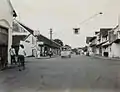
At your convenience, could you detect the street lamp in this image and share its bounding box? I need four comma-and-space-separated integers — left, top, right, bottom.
73, 12, 103, 34
79, 12, 103, 25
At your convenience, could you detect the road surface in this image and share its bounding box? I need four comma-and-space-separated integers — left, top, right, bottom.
0, 55, 120, 92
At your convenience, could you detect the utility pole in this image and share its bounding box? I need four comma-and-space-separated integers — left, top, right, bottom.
50, 28, 53, 40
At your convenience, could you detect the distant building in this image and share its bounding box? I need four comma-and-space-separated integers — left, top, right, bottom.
86, 28, 112, 57
36, 34, 61, 57
96, 28, 112, 56
86, 37, 92, 55
89, 36, 97, 55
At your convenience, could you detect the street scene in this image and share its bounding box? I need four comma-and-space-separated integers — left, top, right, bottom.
1, 0, 120, 92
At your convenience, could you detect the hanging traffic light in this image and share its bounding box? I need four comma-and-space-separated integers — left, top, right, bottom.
73, 28, 80, 34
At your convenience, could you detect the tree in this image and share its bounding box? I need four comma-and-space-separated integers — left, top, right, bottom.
65, 44, 71, 48
54, 39, 64, 46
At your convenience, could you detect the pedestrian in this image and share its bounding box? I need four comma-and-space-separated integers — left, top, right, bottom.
9, 45, 16, 65
49, 50, 52, 58
18, 45, 26, 71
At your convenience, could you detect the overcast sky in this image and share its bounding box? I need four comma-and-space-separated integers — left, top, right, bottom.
11, 0, 120, 48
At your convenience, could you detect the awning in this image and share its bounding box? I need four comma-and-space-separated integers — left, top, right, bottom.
96, 40, 108, 47
90, 44, 96, 47
102, 41, 110, 47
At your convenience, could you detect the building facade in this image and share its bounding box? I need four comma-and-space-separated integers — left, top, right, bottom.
109, 25, 120, 58
0, 0, 17, 68
36, 34, 61, 57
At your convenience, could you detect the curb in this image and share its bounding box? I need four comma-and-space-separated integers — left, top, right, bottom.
93, 56, 120, 61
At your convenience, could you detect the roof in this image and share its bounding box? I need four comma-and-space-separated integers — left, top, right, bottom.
15, 20, 34, 34
90, 43, 96, 47
95, 31, 99, 35
112, 25, 119, 31
13, 20, 35, 41
86, 37, 92, 44
37, 34, 61, 48
96, 40, 108, 47
102, 41, 111, 47
89, 36, 97, 42
100, 28, 112, 37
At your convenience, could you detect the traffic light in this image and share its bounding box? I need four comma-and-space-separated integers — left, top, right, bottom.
73, 28, 80, 34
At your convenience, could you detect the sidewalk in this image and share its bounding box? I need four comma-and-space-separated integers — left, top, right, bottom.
92, 55, 120, 61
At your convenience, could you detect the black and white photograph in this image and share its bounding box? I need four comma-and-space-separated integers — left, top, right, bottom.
0, 0, 120, 92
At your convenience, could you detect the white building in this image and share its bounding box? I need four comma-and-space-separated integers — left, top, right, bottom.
96, 28, 112, 57
109, 25, 120, 58
0, 0, 17, 66
12, 20, 37, 57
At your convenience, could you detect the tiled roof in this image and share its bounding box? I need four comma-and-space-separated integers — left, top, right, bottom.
37, 35, 61, 48
15, 20, 34, 34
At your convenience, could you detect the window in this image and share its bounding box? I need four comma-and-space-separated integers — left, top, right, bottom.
0, 27, 8, 35
110, 47, 111, 52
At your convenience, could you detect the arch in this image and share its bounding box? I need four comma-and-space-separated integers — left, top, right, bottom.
0, 19, 12, 29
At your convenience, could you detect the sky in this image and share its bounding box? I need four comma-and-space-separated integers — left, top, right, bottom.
11, 0, 120, 48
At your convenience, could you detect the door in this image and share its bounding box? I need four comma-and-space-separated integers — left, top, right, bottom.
0, 26, 8, 68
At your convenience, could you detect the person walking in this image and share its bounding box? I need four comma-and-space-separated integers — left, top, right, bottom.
18, 45, 26, 71
9, 45, 16, 65
49, 49, 53, 58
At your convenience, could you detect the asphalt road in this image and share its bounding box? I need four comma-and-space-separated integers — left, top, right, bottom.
0, 55, 120, 92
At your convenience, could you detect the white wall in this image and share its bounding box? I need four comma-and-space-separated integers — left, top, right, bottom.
96, 48, 99, 55
110, 43, 120, 58
20, 34, 37, 57
0, 0, 13, 63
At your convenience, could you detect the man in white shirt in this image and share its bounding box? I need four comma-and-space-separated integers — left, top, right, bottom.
9, 45, 16, 65
18, 45, 26, 71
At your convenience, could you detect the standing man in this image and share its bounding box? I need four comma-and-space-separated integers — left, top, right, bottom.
9, 45, 16, 65
18, 45, 26, 71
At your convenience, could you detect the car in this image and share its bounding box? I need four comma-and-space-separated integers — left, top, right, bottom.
61, 50, 71, 58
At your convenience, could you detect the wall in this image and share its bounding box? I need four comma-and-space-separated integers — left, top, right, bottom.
110, 43, 120, 58
0, 0, 13, 63
20, 35, 37, 57
96, 48, 99, 55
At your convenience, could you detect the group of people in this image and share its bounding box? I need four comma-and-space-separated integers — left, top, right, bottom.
37, 50, 53, 58
9, 44, 26, 71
